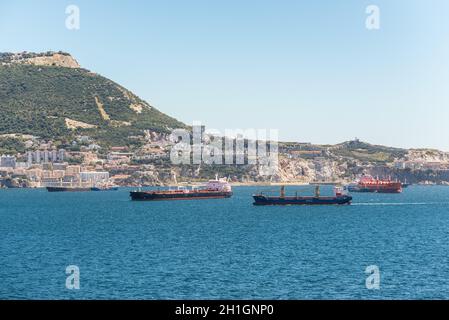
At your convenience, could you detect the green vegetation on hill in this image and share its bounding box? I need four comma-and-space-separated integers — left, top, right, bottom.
0, 63, 186, 147
0, 137, 26, 154
330, 140, 407, 164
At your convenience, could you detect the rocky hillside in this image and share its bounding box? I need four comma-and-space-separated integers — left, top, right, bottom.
272, 140, 449, 185
0, 51, 186, 147
0, 51, 80, 68
119, 138, 449, 186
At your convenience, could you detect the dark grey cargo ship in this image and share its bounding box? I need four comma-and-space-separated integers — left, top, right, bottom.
130, 177, 232, 201
253, 186, 352, 206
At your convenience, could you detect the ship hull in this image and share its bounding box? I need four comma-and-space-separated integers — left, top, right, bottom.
253, 195, 352, 206
351, 184, 402, 193
347, 176, 403, 194
130, 191, 233, 201
46, 187, 91, 192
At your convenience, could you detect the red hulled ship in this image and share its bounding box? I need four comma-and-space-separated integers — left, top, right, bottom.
347, 175, 402, 193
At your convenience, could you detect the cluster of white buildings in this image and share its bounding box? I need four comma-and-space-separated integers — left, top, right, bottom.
0, 155, 16, 168
0, 149, 66, 169
26, 149, 65, 165
26, 164, 110, 187
393, 160, 449, 171
1, 152, 110, 187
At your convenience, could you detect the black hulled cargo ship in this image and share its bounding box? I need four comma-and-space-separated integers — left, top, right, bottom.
46, 186, 91, 192
47, 186, 118, 192
46, 178, 118, 192
253, 186, 352, 206
130, 177, 232, 201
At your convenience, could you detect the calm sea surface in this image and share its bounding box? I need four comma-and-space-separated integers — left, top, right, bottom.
1, 185, 449, 299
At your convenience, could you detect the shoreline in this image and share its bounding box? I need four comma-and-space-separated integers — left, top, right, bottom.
2, 182, 449, 190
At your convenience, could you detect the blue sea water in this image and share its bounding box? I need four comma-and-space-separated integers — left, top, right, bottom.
1, 185, 449, 300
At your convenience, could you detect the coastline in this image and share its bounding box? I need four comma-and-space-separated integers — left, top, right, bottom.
2, 181, 449, 190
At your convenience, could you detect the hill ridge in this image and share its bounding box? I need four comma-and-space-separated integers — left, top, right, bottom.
0, 51, 186, 148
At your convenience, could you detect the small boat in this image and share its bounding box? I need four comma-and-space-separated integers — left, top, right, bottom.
91, 186, 119, 191
402, 178, 410, 188
253, 186, 352, 206
130, 176, 232, 201
346, 184, 361, 192
91, 181, 119, 191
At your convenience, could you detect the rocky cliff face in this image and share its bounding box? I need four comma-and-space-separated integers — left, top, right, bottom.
273, 157, 352, 184
0, 51, 80, 68
405, 149, 449, 163
121, 136, 449, 185
24, 53, 80, 68
270, 146, 449, 185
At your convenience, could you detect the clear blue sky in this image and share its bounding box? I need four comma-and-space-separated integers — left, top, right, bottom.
1, 0, 449, 150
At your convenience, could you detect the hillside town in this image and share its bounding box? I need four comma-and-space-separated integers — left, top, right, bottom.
2, 131, 449, 188
0, 131, 172, 188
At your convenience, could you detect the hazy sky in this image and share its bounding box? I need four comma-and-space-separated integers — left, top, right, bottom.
1, 0, 449, 150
